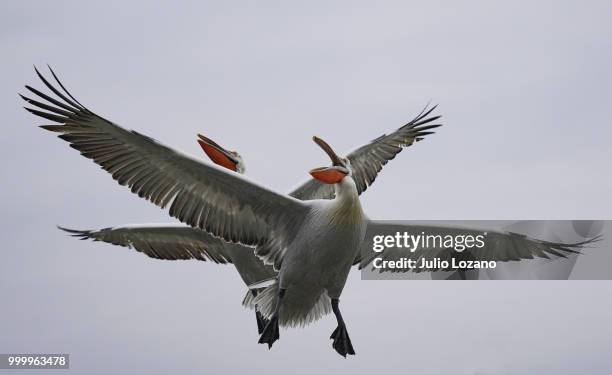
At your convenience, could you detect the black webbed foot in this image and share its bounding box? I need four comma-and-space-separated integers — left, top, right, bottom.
258, 315, 279, 349
330, 323, 356, 357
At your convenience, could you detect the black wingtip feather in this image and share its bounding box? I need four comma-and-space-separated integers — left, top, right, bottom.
414, 115, 442, 127
415, 103, 438, 122
39, 125, 64, 132
416, 131, 435, 137
47, 65, 87, 109
20, 94, 74, 117
33, 65, 85, 111
415, 124, 442, 132
57, 225, 93, 239
24, 84, 79, 113
24, 106, 67, 123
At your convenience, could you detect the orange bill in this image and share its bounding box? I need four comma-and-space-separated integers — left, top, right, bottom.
198, 139, 238, 172
309, 166, 347, 184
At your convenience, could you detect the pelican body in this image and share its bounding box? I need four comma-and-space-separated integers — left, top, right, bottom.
272, 178, 366, 327
242, 137, 367, 355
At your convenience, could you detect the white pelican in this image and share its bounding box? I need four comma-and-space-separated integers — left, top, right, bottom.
21, 67, 598, 357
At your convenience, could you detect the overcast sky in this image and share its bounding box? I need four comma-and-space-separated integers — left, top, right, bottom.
2, 1, 611, 374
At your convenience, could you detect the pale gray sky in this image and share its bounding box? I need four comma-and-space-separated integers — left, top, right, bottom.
1, 1, 611, 374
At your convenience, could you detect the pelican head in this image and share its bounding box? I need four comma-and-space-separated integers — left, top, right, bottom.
309, 136, 351, 184
197, 134, 245, 174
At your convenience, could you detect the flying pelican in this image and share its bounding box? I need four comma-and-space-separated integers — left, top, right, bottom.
21, 67, 598, 357
57, 108, 440, 334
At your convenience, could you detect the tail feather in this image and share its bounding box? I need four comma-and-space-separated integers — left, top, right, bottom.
253, 280, 332, 328
242, 289, 257, 310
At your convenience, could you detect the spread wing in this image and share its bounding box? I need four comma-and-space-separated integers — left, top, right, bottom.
59, 224, 233, 263
357, 221, 600, 272
22, 67, 308, 265
289, 105, 441, 200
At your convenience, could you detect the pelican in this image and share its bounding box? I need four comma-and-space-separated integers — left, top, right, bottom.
21, 67, 599, 357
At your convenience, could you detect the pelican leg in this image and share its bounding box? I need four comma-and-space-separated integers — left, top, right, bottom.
258, 288, 285, 349
251, 290, 269, 334
330, 298, 356, 357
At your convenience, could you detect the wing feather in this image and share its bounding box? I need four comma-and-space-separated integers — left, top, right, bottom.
23, 67, 308, 265
59, 225, 233, 263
